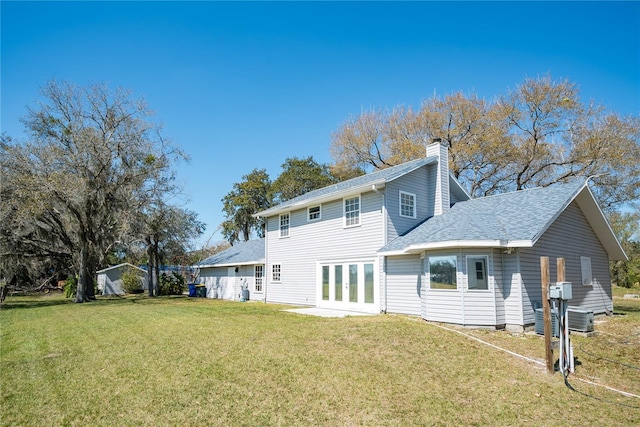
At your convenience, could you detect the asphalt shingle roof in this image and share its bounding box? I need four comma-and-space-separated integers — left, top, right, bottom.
256, 157, 435, 216
380, 179, 587, 253
195, 239, 265, 267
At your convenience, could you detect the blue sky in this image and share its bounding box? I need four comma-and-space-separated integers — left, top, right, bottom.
2, 1, 639, 247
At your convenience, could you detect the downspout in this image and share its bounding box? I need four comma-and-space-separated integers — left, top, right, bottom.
373, 185, 387, 314
516, 249, 524, 327
459, 250, 465, 326
261, 216, 268, 304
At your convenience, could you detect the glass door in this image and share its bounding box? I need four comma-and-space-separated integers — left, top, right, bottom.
318, 261, 376, 311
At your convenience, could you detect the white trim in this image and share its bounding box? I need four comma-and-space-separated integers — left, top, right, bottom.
427, 254, 458, 291
196, 260, 264, 269
307, 205, 321, 222
96, 263, 147, 274
465, 254, 490, 291
254, 265, 264, 293
279, 213, 290, 238
379, 240, 535, 255
315, 258, 380, 314
255, 180, 386, 217
399, 190, 417, 219
271, 263, 282, 283
343, 195, 361, 228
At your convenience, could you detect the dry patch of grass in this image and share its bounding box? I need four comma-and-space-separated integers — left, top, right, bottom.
1, 293, 639, 426
462, 286, 640, 415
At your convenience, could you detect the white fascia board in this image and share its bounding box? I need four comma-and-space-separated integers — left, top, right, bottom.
576, 185, 628, 261
379, 239, 534, 255
195, 260, 265, 269
96, 263, 147, 274
254, 180, 386, 218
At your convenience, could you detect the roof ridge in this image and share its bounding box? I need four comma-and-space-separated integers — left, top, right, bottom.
463, 178, 587, 202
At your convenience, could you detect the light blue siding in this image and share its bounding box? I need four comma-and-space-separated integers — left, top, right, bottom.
385, 255, 422, 316
385, 166, 434, 241
501, 251, 523, 328
265, 190, 385, 307
519, 201, 613, 325
199, 265, 264, 301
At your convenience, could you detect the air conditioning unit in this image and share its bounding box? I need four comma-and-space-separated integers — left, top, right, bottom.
535, 308, 559, 337
567, 307, 594, 332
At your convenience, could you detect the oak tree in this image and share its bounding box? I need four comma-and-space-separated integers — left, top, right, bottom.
1, 80, 193, 301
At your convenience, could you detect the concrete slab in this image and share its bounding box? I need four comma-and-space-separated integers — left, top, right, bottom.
283, 307, 374, 318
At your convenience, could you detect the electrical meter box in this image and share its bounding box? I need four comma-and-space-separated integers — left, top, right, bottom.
549, 282, 572, 300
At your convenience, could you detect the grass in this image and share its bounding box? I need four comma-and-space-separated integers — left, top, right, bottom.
1, 290, 639, 426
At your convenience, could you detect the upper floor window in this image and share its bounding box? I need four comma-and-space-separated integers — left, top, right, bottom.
254, 265, 264, 292
344, 196, 360, 227
308, 205, 321, 221
279, 213, 290, 238
399, 191, 416, 219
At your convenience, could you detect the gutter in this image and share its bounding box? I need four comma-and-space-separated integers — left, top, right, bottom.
379, 240, 534, 256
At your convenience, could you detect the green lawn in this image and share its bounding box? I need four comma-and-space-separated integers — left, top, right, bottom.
1, 292, 639, 426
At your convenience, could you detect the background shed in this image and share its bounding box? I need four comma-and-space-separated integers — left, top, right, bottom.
97, 263, 148, 295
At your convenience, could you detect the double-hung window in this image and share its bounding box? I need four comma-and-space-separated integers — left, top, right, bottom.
254, 265, 263, 292
279, 213, 290, 238
272, 264, 281, 282
344, 196, 360, 227
399, 191, 416, 218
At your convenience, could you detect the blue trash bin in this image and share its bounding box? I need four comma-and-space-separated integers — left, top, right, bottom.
188, 283, 196, 297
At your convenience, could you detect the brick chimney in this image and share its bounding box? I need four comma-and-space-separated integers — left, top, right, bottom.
426, 139, 450, 216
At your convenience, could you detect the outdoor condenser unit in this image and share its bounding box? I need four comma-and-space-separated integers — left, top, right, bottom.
535, 308, 559, 337
567, 307, 594, 332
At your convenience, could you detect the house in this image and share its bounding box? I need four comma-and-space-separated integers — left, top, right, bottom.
194, 239, 265, 301
96, 263, 148, 295
255, 142, 627, 330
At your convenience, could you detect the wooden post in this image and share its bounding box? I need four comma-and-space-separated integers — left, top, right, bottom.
557, 257, 565, 282
541, 256, 554, 374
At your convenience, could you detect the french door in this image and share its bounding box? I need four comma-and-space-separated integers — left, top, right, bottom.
318, 260, 376, 312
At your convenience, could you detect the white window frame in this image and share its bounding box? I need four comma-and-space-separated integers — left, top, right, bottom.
580, 256, 593, 286
466, 255, 489, 291
344, 195, 361, 227
399, 190, 417, 219
272, 264, 281, 283
307, 205, 321, 222
279, 213, 290, 238
427, 254, 458, 291
254, 265, 263, 292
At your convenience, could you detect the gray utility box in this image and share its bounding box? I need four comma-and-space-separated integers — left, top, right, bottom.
535, 308, 559, 337
567, 307, 594, 332
535, 307, 595, 335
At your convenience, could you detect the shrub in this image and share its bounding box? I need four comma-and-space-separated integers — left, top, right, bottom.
63, 277, 77, 298
121, 268, 144, 294
159, 272, 186, 296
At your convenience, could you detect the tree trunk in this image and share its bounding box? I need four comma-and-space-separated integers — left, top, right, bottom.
153, 236, 160, 296
146, 236, 156, 297
75, 241, 89, 303
84, 252, 96, 300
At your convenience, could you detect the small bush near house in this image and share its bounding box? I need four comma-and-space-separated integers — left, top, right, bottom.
159, 272, 185, 295
121, 268, 144, 294
63, 276, 76, 298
